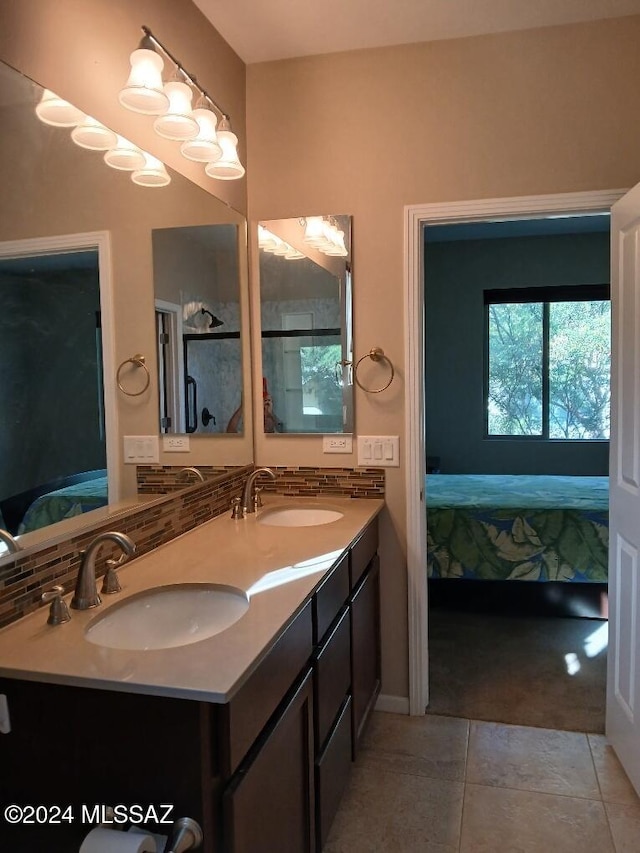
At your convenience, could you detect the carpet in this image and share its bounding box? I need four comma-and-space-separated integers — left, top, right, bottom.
426, 609, 607, 733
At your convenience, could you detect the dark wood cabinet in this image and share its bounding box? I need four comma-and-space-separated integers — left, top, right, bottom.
0, 514, 381, 853
351, 553, 381, 756
223, 669, 315, 853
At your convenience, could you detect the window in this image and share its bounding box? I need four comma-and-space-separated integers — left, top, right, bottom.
485, 285, 611, 439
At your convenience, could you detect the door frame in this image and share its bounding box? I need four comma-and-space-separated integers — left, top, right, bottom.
403, 189, 625, 716
0, 230, 118, 499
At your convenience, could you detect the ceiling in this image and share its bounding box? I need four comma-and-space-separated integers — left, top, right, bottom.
194, 0, 640, 63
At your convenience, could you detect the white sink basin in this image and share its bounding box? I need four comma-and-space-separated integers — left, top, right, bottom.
259, 507, 344, 527
85, 584, 249, 651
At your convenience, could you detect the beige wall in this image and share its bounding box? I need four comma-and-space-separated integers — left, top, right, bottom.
247, 17, 640, 698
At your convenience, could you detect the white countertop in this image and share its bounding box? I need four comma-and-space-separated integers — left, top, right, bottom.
0, 496, 383, 704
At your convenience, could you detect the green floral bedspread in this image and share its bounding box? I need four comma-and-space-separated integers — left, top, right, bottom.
426, 475, 609, 583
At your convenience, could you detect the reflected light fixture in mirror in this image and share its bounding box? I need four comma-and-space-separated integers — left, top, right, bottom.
118, 26, 245, 181
33, 93, 171, 187
34, 89, 85, 126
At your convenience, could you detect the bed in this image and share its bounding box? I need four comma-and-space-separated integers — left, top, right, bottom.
17, 474, 108, 534
426, 474, 609, 583
0, 470, 108, 536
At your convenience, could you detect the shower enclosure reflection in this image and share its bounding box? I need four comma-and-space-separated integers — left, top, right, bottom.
153, 224, 244, 435
258, 215, 353, 434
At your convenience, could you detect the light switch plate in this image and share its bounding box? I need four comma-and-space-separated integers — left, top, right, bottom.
357, 436, 400, 467
124, 435, 159, 464
322, 435, 353, 453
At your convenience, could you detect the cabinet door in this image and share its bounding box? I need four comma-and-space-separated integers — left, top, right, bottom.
351, 555, 381, 756
223, 669, 315, 853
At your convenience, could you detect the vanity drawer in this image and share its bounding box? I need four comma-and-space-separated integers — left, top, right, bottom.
313, 606, 351, 749
313, 552, 349, 644
222, 600, 313, 777
350, 518, 378, 589
315, 695, 352, 851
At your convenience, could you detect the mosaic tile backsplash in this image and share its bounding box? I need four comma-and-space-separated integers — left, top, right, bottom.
0, 464, 384, 630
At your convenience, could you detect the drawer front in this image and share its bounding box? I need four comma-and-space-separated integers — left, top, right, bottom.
315, 696, 352, 851
313, 552, 349, 644
350, 518, 378, 589
223, 600, 313, 776
314, 606, 351, 748
225, 669, 315, 853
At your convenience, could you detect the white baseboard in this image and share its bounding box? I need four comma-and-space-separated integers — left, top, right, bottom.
375, 694, 410, 715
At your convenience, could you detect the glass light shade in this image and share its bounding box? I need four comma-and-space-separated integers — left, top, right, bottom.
71, 115, 117, 151
258, 226, 279, 251
131, 152, 171, 187
153, 81, 198, 140
103, 135, 146, 171
180, 107, 222, 162
205, 129, 245, 180
284, 246, 305, 260
35, 89, 85, 126
303, 216, 326, 247
118, 48, 169, 115
325, 229, 348, 257
272, 239, 291, 256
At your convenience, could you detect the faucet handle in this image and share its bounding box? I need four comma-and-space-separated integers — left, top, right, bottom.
253, 486, 264, 511
230, 496, 243, 520
42, 585, 71, 625
101, 556, 127, 595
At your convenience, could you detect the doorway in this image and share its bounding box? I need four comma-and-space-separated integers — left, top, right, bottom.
403, 189, 625, 716
422, 214, 610, 731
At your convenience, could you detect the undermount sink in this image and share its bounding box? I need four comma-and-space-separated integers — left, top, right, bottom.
259, 507, 344, 527
84, 584, 249, 651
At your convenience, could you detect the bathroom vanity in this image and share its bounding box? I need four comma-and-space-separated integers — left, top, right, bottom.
0, 497, 382, 852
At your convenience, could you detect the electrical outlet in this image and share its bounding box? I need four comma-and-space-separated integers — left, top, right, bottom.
322, 435, 353, 454
163, 436, 190, 452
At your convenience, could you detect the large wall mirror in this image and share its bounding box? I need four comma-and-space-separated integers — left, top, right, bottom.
0, 58, 251, 554
258, 216, 353, 434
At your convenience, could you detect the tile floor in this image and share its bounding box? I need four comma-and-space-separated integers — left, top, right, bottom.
325, 712, 640, 852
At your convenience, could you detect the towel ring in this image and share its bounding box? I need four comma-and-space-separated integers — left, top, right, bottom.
353, 347, 395, 394
116, 353, 151, 397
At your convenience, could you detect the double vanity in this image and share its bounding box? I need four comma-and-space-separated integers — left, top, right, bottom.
0, 494, 383, 852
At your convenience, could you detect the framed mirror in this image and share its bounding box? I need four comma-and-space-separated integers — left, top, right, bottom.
0, 58, 251, 553
258, 215, 353, 434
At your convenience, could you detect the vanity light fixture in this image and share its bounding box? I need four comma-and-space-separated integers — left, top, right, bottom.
119, 26, 245, 181
118, 36, 169, 115
153, 79, 199, 141
181, 98, 222, 162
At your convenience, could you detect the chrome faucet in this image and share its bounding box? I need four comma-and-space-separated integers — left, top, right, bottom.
176, 466, 205, 484
241, 467, 276, 515
71, 531, 136, 610
0, 528, 21, 554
